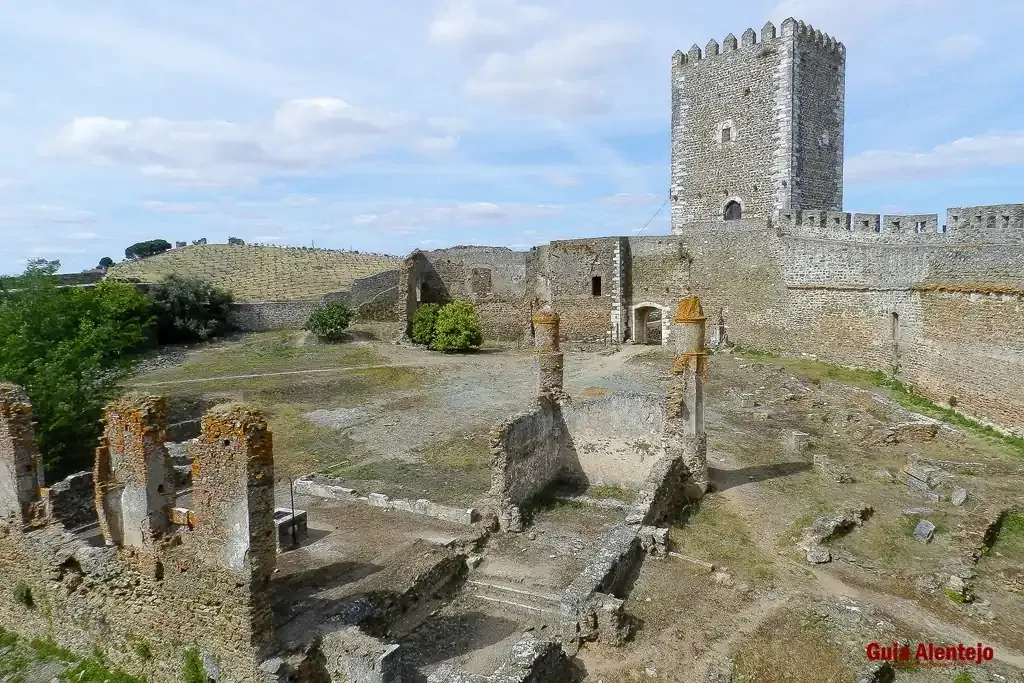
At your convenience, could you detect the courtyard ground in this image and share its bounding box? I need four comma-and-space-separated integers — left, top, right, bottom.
129, 328, 1024, 683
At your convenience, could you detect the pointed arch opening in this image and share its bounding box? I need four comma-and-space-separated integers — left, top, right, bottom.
724, 200, 742, 221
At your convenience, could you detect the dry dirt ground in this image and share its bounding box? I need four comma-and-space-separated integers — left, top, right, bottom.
132, 329, 1024, 683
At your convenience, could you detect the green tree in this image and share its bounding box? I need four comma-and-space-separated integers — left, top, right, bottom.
431, 300, 483, 352
0, 264, 154, 477
149, 275, 234, 344
411, 303, 441, 346
304, 301, 353, 343
98, 256, 114, 270
124, 239, 172, 260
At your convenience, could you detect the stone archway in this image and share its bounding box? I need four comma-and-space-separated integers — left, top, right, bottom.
632, 303, 669, 345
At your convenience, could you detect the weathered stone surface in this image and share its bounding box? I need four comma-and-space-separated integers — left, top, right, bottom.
856, 661, 895, 683
813, 453, 852, 483
951, 487, 969, 506
320, 628, 403, 683
806, 545, 831, 564
914, 520, 936, 543
801, 504, 872, 547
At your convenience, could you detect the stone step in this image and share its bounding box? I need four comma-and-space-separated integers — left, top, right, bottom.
466, 578, 562, 617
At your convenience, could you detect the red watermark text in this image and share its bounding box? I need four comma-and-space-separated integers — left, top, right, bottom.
866, 642, 994, 666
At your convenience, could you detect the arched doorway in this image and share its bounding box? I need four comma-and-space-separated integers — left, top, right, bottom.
632, 304, 667, 345
724, 200, 742, 221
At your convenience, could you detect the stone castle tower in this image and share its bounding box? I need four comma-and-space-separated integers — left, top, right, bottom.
670, 18, 845, 229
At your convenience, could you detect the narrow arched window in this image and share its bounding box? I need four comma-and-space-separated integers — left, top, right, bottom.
724, 201, 742, 221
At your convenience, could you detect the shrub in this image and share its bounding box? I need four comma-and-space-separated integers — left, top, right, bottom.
182, 648, 207, 683
97, 256, 114, 270
149, 275, 234, 344
13, 582, 33, 609
304, 301, 353, 342
431, 301, 483, 353
411, 303, 441, 345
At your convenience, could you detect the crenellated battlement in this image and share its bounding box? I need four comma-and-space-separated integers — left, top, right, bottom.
671, 17, 844, 69
775, 205, 1024, 244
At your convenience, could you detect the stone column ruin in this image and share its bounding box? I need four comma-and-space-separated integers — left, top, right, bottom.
666, 296, 709, 498
94, 393, 176, 551
187, 403, 277, 655
0, 383, 46, 529
533, 305, 565, 398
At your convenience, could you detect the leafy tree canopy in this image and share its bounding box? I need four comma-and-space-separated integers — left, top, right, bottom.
0, 262, 154, 478
125, 239, 172, 260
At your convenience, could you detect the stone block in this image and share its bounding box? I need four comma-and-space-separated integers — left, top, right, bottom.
806, 545, 831, 564
914, 520, 936, 543
787, 430, 810, 451
951, 487, 968, 506
274, 508, 309, 553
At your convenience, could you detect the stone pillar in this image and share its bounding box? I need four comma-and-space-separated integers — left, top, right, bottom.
0, 383, 46, 529
188, 403, 277, 655
94, 393, 176, 550
666, 296, 709, 498
533, 305, 564, 397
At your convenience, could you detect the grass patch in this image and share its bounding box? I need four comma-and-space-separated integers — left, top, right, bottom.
990, 512, 1024, 560
0, 627, 18, 648
134, 332, 383, 384
0, 633, 145, 683
732, 346, 1024, 458
953, 672, 977, 683
732, 609, 854, 683
12, 582, 32, 609
670, 497, 777, 584
585, 483, 635, 502
422, 434, 491, 471
182, 648, 207, 683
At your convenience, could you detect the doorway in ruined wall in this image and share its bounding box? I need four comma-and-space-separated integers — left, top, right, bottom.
632, 304, 666, 345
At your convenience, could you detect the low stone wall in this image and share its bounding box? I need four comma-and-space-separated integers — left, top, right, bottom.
294, 476, 477, 525
428, 634, 576, 683
626, 451, 697, 527
40, 471, 97, 530
319, 628, 402, 683
229, 300, 320, 331
488, 396, 564, 531
559, 394, 664, 488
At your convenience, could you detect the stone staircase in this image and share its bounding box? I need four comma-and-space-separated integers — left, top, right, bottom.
465, 577, 562, 618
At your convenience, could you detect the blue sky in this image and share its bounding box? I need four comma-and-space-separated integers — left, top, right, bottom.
0, 0, 1021, 274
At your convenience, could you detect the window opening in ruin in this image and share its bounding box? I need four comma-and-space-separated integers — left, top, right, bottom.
419, 282, 430, 303
591, 276, 602, 296
724, 201, 742, 221
892, 220, 900, 229
916, 221, 927, 232
721, 127, 732, 143
891, 312, 899, 346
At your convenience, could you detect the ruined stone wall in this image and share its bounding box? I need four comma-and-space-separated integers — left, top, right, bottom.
230, 300, 320, 332
0, 393, 280, 683
488, 396, 564, 531
559, 394, 664, 488
412, 246, 532, 343
548, 238, 617, 343
346, 268, 400, 322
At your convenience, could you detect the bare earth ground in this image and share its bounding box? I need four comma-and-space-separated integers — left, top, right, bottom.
132, 328, 1024, 683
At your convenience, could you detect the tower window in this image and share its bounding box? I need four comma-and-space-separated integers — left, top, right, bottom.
915, 221, 927, 232
721, 127, 732, 143
724, 201, 742, 221
591, 276, 602, 296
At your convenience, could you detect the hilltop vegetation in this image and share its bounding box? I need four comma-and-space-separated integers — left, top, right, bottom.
108, 244, 400, 301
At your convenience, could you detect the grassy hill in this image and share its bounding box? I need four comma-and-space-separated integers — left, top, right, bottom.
107, 244, 400, 301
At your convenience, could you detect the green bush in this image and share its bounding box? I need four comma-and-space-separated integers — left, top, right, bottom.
13, 582, 33, 609
149, 275, 234, 344
431, 301, 483, 353
182, 648, 207, 683
411, 303, 441, 345
304, 301, 353, 343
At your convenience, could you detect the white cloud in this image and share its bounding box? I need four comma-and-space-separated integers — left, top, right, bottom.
140, 200, 207, 214
464, 22, 639, 116
0, 204, 95, 225
347, 201, 563, 235
42, 98, 461, 187
434, 1, 640, 117
541, 171, 582, 188
845, 130, 1024, 182
429, 0, 553, 52
937, 34, 983, 59
600, 192, 661, 205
